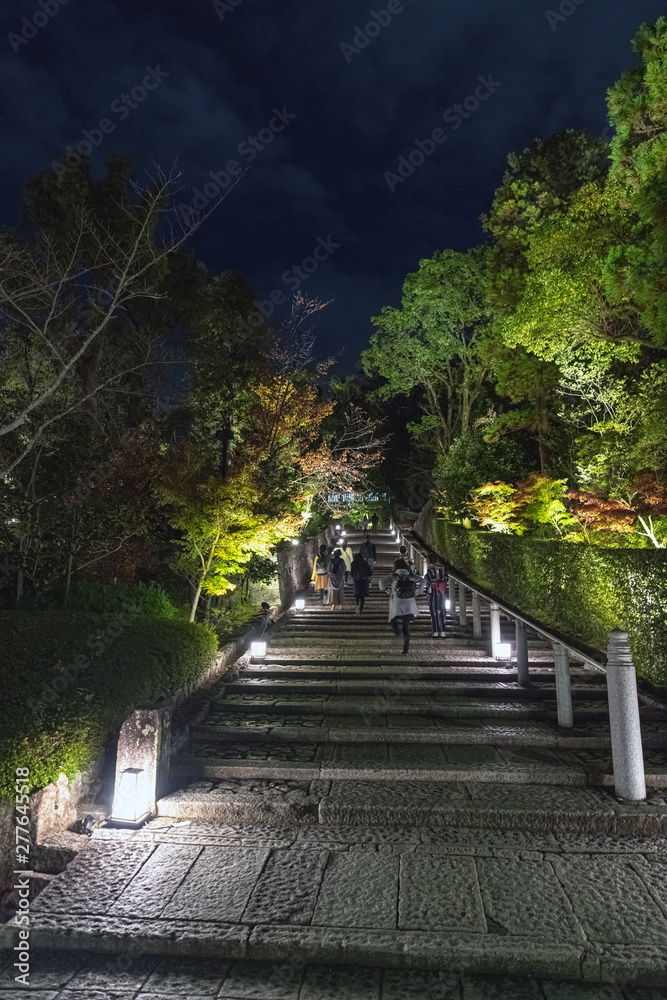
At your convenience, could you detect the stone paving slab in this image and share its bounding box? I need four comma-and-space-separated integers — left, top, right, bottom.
6, 834, 667, 982
6, 951, 667, 998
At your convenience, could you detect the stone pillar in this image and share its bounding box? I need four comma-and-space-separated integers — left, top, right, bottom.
113, 707, 172, 818
459, 585, 468, 628
606, 631, 646, 801
472, 591, 482, 639
516, 619, 529, 686
552, 643, 573, 728
489, 602, 501, 655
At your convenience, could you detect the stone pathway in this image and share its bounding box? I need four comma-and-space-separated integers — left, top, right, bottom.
3, 530, 667, 992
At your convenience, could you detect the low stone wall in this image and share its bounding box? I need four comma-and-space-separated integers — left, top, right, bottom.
276, 528, 335, 608
0, 760, 102, 913
0, 529, 336, 905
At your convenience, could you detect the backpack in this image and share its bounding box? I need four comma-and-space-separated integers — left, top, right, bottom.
315, 555, 328, 574
396, 577, 417, 600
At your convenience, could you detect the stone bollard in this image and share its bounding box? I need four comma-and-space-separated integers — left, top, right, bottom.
459, 585, 468, 628
516, 619, 530, 686
606, 631, 646, 801
489, 602, 501, 656
112, 707, 172, 821
552, 643, 573, 728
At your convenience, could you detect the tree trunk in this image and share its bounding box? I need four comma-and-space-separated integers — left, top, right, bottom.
535, 378, 550, 473
63, 552, 74, 608
190, 583, 203, 623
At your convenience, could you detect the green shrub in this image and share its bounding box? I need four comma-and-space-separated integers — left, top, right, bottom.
67, 580, 181, 619
422, 519, 667, 689
0, 610, 218, 801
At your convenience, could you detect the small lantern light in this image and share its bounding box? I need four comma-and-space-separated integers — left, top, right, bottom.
295, 598, 305, 610
445, 598, 451, 611
292, 539, 299, 546
111, 767, 150, 827
251, 640, 267, 657
494, 642, 512, 660
335, 524, 341, 530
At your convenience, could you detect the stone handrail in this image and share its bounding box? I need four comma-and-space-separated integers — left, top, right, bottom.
394, 523, 648, 803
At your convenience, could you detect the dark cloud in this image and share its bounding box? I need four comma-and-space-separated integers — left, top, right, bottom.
0, 0, 663, 368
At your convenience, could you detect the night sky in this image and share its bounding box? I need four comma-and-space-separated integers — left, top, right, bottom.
0, 0, 664, 370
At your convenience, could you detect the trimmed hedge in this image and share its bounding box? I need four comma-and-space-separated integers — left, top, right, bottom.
420, 519, 667, 689
0, 610, 218, 801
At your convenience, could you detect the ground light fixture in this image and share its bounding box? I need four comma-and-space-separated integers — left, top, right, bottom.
445, 599, 451, 611
251, 640, 267, 657
110, 768, 150, 827
295, 598, 305, 610
335, 524, 341, 530
291, 539, 299, 546
493, 642, 512, 660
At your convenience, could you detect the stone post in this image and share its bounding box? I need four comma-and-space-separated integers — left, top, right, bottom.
516, 619, 529, 686
552, 643, 573, 728
472, 591, 482, 639
113, 707, 172, 818
489, 602, 501, 655
459, 585, 468, 628
606, 631, 646, 801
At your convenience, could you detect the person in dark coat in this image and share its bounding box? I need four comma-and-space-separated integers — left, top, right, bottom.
359, 535, 376, 570
328, 550, 346, 610
370, 513, 379, 535
351, 551, 373, 614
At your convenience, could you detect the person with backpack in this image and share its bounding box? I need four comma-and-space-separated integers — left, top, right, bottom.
425, 553, 448, 637
311, 544, 331, 605
351, 551, 373, 614
328, 549, 346, 610
359, 534, 376, 570
396, 544, 415, 572
379, 558, 424, 654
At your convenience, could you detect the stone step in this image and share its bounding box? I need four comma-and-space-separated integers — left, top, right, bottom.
156, 781, 667, 838
223, 678, 609, 699
171, 740, 667, 787
191, 713, 667, 748
237, 663, 603, 681
215, 693, 615, 720
190, 720, 629, 750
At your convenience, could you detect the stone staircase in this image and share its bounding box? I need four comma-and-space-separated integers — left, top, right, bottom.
159, 529, 667, 833
6, 529, 667, 990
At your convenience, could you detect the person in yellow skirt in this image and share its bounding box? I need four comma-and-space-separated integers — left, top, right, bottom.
311, 544, 331, 604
